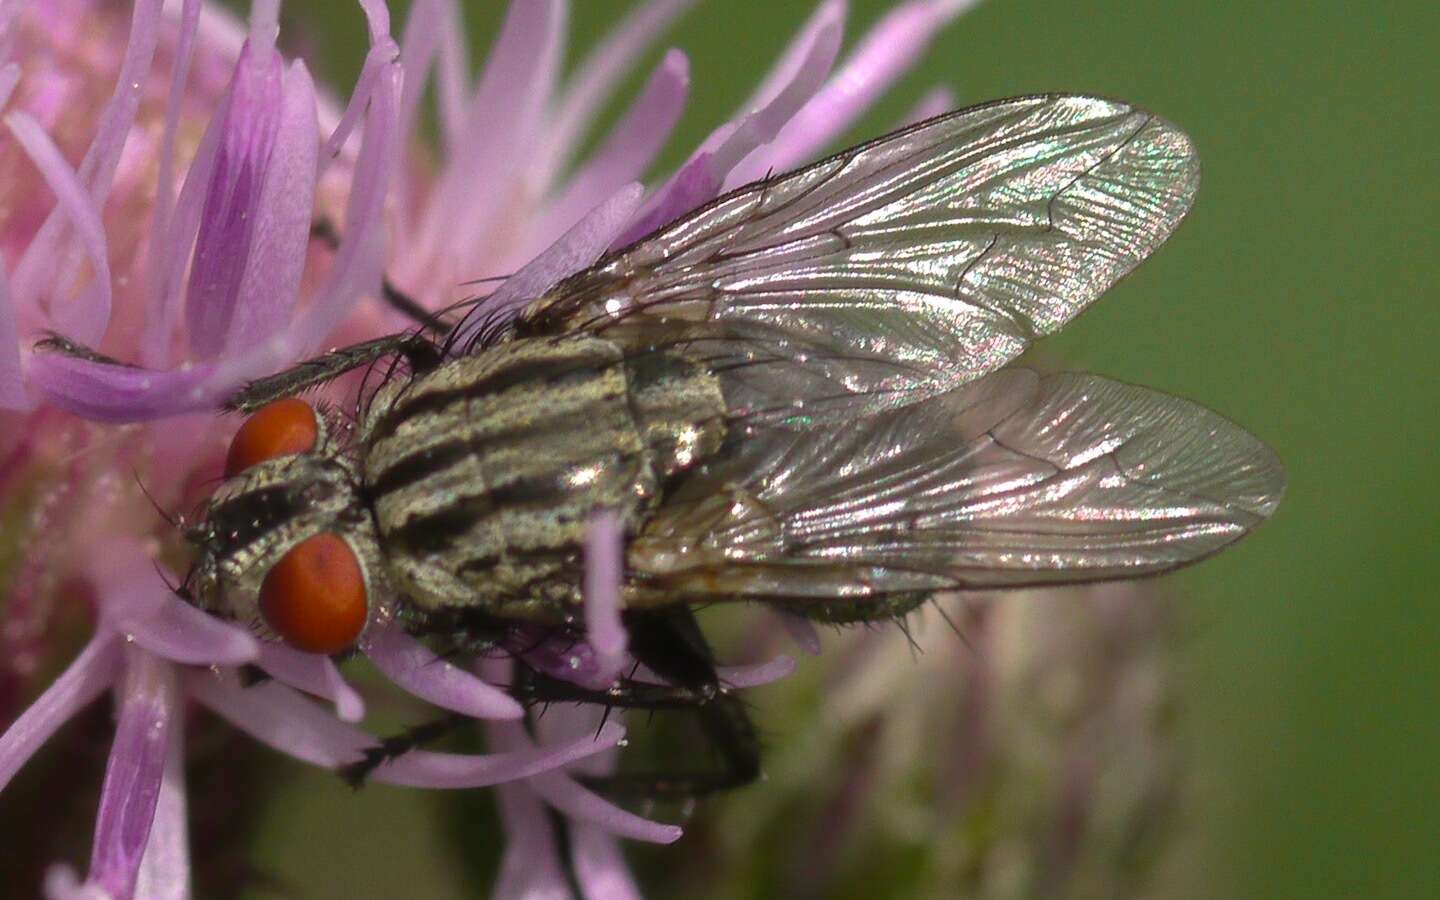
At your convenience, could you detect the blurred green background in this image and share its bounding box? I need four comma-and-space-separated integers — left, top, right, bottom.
258, 1, 1438, 897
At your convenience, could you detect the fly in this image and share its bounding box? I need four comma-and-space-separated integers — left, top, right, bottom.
41, 94, 1286, 796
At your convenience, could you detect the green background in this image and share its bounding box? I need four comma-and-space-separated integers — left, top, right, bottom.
263, 1, 1439, 897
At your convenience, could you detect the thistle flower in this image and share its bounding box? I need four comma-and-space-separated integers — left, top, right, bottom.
659, 583, 1192, 900
0, 1, 978, 896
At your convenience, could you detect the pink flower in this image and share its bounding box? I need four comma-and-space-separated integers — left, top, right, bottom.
0, 1, 978, 897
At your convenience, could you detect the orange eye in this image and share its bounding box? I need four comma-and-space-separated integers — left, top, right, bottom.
259, 533, 368, 654
225, 398, 319, 478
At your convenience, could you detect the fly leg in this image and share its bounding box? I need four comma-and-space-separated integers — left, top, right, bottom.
512, 607, 762, 799
221, 331, 444, 412
337, 712, 471, 787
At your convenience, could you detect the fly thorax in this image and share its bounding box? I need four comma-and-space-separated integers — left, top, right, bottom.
358, 335, 726, 617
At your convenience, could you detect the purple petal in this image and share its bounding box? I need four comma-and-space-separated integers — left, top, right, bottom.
187, 673, 372, 768
184, 40, 284, 358
396, 0, 468, 153
728, 0, 975, 185
736, 0, 847, 115
0, 635, 122, 791
522, 763, 683, 844
224, 61, 319, 352
571, 824, 643, 900
489, 718, 682, 844
0, 66, 21, 408
777, 610, 823, 655
900, 84, 957, 126
717, 654, 797, 689
372, 722, 626, 789
142, 0, 201, 369
414, 0, 564, 265
543, 0, 695, 181
248, 0, 280, 45
583, 510, 628, 685
205, 50, 402, 389
363, 620, 524, 720
145, 86, 229, 367
93, 546, 255, 665
535, 49, 690, 251
255, 643, 365, 722
26, 354, 237, 422
492, 782, 572, 900
130, 725, 190, 900
4, 112, 113, 346
510, 626, 628, 692
0, 257, 26, 410
451, 182, 644, 346
0, 62, 19, 108
11, 0, 162, 335
189, 669, 614, 788
42, 866, 102, 900
618, 3, 843, 244
88, 648, 177, 900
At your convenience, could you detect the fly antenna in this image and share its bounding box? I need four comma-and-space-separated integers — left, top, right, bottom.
132, 468, 182, 532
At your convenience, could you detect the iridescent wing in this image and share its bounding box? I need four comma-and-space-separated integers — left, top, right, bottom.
516, 95, 1200, 424
629, 372, 1285, 597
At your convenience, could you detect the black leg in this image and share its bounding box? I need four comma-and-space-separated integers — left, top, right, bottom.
513, 607, 763, 799
337, 711, 471, 787
222, 332, 442, 412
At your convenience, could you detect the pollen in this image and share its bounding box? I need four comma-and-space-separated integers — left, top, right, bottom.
259, 532, 368, 654
224, 398, 319, 477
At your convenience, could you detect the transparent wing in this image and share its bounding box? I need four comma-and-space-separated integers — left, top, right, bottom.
518, 95, 1199, 424
629, 372, 1285, 597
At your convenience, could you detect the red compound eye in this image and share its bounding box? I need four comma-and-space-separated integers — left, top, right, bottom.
259, 533, 368, 654
225, 398, 319, 478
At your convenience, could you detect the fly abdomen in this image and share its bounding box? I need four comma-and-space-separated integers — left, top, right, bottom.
361, 335, 725, 618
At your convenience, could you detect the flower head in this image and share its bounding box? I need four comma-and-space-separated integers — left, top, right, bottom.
0, 1, 979, 896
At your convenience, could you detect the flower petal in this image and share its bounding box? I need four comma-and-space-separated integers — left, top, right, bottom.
187, 673, 370, 767
509, 626, 627, 692
396, 0, 468, 152
535, 48, 689, 251
11, 0, 163, 337
204, 49, 402, 390
363, 620, 524, 720
188, 671, 616, 788
255, 642, 366, 722
26, 354, 233, 423
571, 824, 643, 900
130, 724, 190, 900
492, 782, 572, 900
618, 1, 843, 243
728, 0, 976, 184
543, 0, 695, 181
184, 41, 284, 358
583, 510, 628, 686
510, 747, 682, 843
452, 181, 644, 345
777, 610, 823, 656
87, 648, 177, 900
0, 255, 27, 410
373, 722, 626, 789
480, 691, 682, 844
414, 0, 565, 267
0, 635, 122, 792
5, 112, 113, 345
142, 0, 202, 369
718, 654, 797, 689
224, 61, 319, 352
